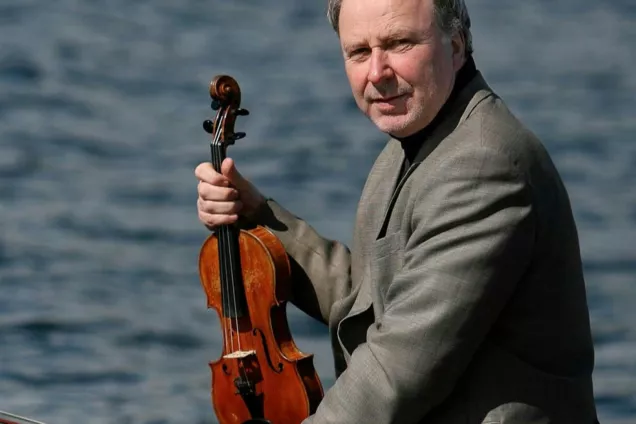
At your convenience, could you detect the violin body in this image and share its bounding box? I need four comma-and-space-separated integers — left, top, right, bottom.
199, 226, 323, 423
198, 75, 323, 424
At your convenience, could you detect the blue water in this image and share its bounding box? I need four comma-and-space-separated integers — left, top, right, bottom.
0, 1, 634, 423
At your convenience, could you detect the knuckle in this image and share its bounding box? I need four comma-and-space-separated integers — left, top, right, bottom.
223, 187, 238, 200
198, 213, 212, 227
194, 162, 208, 178
195, 162, 223, 184
198, 182, 210, 198
197, 199, 211, 213
209, 174, 227, 188
200, 183, 219, 200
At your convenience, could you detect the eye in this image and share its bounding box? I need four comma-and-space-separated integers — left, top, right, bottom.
348, 47, 370, 60
391, 39, 413, 50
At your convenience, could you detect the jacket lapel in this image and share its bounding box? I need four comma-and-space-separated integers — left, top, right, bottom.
359, 140, 405, 244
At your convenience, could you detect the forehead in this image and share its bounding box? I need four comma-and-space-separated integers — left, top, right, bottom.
339, 0, 436, 39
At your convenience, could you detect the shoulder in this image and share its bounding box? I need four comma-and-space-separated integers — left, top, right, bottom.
405, 86, 571, 226
463, 90, 557, 180
415, 87, 561, 194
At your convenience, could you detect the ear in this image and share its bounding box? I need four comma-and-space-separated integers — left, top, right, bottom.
450, 31, 466, 72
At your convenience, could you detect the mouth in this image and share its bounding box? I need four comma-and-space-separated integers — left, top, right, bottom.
371, 93, 407, 103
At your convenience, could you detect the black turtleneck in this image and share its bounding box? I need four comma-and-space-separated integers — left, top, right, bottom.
392, 56, 478, 172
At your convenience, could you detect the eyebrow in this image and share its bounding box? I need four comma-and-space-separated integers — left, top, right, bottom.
342, 27, 429, 52
382, 27, 419, 41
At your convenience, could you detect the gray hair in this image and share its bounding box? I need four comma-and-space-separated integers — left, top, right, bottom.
326, 0, 474, 56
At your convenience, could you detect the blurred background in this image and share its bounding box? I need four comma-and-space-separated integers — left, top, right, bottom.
0, 0, 634, 423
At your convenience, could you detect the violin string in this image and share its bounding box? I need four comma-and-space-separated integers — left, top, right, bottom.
227, 207, 243, 354
215, 112, 250, 386
212, 118, 232, 355
221, 126, 243, 354
214, 112, 243, 356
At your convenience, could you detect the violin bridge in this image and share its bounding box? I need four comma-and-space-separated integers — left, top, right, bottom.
224, 349, 257, 359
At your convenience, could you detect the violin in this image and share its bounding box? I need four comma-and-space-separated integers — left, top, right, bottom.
0, 410, 46, 424
198, 75, 324, 424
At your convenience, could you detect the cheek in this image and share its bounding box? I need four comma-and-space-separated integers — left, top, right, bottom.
391, 55, 434, 90
344, 63, 368, 98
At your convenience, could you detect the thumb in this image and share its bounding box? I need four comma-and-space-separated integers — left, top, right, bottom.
220, 157, 265, 215
221, 158, 250, 190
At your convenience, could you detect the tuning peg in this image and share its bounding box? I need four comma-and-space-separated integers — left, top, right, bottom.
211, 100, 221, 110
231, 132, 246, 141
235, 108, 249, 116
202, 120, 214, 134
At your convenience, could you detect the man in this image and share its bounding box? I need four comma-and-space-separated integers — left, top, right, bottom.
195, 0, 599, 422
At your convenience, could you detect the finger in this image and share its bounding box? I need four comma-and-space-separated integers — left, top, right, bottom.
198, 198, 243, 215
195, 162, 230, 186
198, 182, 239, 201
198, 210, 239, 228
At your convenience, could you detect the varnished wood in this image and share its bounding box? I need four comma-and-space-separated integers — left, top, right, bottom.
199, 227, 324, 424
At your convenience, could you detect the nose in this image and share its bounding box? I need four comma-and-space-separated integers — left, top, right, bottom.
368, 49, 393, 84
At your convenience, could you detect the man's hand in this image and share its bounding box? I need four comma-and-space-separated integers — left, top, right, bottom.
195, 158, 265, 229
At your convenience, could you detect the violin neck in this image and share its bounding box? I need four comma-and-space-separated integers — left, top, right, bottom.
210, 141, 249, 319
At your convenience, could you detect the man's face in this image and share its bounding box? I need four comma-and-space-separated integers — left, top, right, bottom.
339, 0, 465, 137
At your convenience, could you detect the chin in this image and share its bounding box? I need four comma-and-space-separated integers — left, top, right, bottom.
371, 115, 415, 137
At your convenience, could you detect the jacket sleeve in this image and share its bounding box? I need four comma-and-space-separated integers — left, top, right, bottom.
303, 144, 536, 423
251, 198, 353, 324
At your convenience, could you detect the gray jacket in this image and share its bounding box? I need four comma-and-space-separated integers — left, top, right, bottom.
255, 72, 598, 423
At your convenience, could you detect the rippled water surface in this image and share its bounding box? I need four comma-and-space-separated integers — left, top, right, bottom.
1, 1, 634, 423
